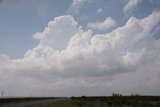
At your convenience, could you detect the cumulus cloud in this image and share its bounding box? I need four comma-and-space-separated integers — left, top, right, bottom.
33, 15, 80, 50
0, 10, 160, 96
123, 0, 142, 15
87, 17, 115, 31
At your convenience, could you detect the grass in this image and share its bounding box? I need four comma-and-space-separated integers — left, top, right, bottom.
0, 97, 54, 105
46, 99, 73, 107
45, 96, 160, 107
1, 96, 160, 107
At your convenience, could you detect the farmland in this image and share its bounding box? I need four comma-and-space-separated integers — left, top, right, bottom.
1, 95, 160, 107
47, 95, 160, 107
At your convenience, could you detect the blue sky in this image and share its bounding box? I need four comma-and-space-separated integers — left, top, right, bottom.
0, 0, 159, 58
0, 0, 160, 96
0, 0, 70, 58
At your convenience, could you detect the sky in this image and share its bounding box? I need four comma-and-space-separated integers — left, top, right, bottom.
0, 0, 160, 97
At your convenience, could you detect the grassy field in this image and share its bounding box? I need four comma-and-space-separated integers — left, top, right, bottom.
1, 96, 160, 107
46, 96, 160, 107
0, 97, 55, 105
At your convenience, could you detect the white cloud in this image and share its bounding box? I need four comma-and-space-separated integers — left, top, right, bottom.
33, 15, 80, 50
67, 0, 87, 15
123, 0, 142, 15
87, 17, 115, 31
121, 49, 145, 66
0, 11, 160, 96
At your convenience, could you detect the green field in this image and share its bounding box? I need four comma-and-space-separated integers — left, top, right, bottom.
46, 96, 160, 107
